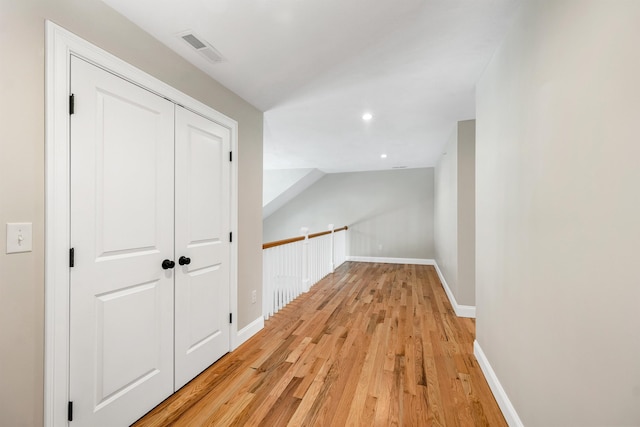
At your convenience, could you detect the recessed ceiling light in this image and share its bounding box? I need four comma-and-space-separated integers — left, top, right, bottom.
362, 113, 373, 121
380, 154, 387, 159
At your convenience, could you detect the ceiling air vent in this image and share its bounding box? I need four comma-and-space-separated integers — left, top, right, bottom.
178, 31, 225, 64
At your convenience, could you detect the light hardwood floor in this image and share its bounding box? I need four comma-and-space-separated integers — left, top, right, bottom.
134, 262, 506, 426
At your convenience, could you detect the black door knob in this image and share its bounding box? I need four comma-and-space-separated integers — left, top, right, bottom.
179, 256, 191, 266
162, 259, 175, 270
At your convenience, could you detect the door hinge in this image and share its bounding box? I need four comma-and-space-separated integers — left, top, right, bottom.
229, 151, 232, 162
229, 313, 233, 324
69, 248, 75, 268
69, 94, 75, 115
229, 232, 232, 243
68, 401, 73, 422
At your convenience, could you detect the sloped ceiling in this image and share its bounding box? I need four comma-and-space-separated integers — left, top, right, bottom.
100, 0, 521, 172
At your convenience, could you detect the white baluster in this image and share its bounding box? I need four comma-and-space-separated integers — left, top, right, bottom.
283, 244, 288, 306
263, 249, 268, 320
301, 227, 310, 292
296, 241, 302, 296
268, 248, 274, 318
288, 243, 293, 304
277, 245, 282, 312
328, 224, 335, 273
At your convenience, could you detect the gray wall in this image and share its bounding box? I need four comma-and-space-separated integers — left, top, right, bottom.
457, 121, 475, 306
0, 1, 263, 425
476, 1, 640, 425
434, 129, 459, 294
434, 120, 476, 307
264, 168, 435, 259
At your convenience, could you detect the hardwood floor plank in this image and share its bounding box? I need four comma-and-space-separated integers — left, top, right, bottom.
257, 377, 302, 426
285, 359, 329, 426
362, 394, 379, 425
227, 361, 294, 426
292, 354, 323, 398
134, 262, 506, 427
343, 317, 384, 425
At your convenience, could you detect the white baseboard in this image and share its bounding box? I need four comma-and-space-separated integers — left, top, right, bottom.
432, 262, 476, 318
232, 316, 264, 350
474, 341, 524, 427
346, 256, 435, 265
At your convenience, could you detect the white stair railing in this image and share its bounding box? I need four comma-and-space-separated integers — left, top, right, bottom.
263, 225, 348, 319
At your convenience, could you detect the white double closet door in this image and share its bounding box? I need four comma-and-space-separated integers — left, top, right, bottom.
69, 56, 231, 426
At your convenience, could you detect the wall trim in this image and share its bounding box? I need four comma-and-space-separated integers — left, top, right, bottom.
45, 21, 239, 427
233, 316, 264, 350
474, 341, 524, 427
346, 256, 435, 265
432, 262, 476, 318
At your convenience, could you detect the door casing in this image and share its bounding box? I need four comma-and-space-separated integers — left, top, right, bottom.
45, 21, 239, 427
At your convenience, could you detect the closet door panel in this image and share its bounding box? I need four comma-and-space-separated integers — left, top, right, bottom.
69, 56, 175, 427
174, 106, 231, 390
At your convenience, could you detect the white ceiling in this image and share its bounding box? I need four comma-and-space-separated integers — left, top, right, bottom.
100, 0, 521, 173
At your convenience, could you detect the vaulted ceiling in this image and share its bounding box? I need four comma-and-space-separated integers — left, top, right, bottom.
100, 0, 521, 172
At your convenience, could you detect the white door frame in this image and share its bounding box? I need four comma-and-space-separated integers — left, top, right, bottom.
44, 21, 239, 427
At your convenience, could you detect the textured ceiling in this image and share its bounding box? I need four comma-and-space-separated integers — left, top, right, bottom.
100, 0, 521, 172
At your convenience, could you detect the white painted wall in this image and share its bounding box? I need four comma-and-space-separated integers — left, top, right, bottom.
0, 0, 262, 425
434, 120, 475, 307
264, 169, 316, 205
263, 168, 435, 259
476, 1, 640, 425
263, 168, 325, 218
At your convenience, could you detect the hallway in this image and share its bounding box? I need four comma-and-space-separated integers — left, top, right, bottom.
135, 262, 506, 426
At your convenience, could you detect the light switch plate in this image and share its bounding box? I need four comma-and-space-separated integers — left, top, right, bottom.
6, 223, 33, 254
